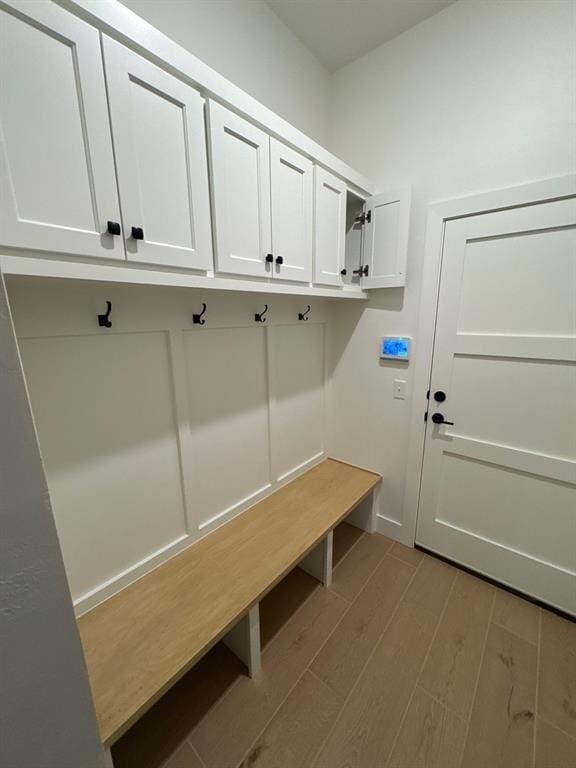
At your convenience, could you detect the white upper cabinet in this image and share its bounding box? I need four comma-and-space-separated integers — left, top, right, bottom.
270, 139, 313, 283
360, 188, 411, 288
314, 168, 347, 286
208, 101, 272, 278
0, 1, 123, 259
0, 2, 384, 296
103, 38, 213, 270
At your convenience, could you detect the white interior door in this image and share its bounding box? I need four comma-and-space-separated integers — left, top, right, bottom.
208, 101, 271, 278
314, 168, 346, 286
416, 197, 576, 615
0, 1, 123, 260
270, 139, 313, 283
103, 38, 213, 270
361, 187, 411, 288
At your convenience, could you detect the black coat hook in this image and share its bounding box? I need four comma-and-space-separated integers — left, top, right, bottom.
298, 305, 311, 322
98, 300, 112, 328
193, 302, 207, 325
255, 304, 268, 323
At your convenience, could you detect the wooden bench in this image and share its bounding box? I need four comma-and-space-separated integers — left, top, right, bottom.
77, 458, 381, 758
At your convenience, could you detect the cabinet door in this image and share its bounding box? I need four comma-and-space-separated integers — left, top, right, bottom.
0, 1, 123, 259
314, 168, 346, 286
270, 139, 313, 283
103, 38, 213, 270
361, 187, 411, 288
207, 101, 272, 278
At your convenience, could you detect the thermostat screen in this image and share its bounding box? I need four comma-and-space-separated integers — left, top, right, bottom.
380, 337, 410, 360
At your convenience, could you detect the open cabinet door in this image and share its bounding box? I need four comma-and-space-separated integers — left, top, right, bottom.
361, 187, 411, 288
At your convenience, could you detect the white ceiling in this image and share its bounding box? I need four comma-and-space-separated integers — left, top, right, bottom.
265, 0, 456, 71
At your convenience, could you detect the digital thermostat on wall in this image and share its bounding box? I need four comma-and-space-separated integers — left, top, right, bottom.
380, 336, 411, 360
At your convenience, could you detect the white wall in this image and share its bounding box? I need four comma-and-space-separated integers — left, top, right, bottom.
328, 0, 576, 542
118, 0, 332, 145
0, 273, 106, 768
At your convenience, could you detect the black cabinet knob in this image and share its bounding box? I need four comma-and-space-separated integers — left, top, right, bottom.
107, 221, 121, 236
275, 255, 284, 265
131, 226, 144, 240
265, 253, 274, 263
432, 413, 455, 426
434, 390, 447, 403
353, 265, 369, 277
340, 268, 347, 276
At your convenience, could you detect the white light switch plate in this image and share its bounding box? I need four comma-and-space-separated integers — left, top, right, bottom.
393, 379, 407, 400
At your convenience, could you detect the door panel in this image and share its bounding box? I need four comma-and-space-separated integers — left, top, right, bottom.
458, 228, 575, 335
416, 197, 576, 615
314, 168, 346, 286
362, 187, 411, 288
103, 38, 213, 270
0, 1, 122, 259
270, 139, 313, 283
208, 101, 271, 278
449, 356, 576, 459
270, 139, 314, 283
436, 454, 575, 574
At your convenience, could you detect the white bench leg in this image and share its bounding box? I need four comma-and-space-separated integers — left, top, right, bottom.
346, 486, 379, 534
299, 531, 333, 587
104, 748, 115, 767
223, 604, 261, 678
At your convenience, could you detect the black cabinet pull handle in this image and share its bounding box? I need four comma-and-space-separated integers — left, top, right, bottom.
353, 265, 369, 277
265, 253, 274, 263
340, 268, 347, 276
107, 221, 121, 236
432, 413, 454, 426
275, 255, 283, 265
131, 226, 144, 240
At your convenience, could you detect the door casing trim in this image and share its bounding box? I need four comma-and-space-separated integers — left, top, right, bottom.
402, 174, 576, 547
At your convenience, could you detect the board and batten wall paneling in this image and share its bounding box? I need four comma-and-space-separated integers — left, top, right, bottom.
270, 323, 326, 482
8, 278, 331, 613
19, 331, 189, 607
182, 325, 272, 531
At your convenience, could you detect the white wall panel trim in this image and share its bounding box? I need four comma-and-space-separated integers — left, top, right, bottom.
10, 280, 333, 613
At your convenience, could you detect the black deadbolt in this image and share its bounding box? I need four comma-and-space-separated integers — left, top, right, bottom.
434, 390, 447, 403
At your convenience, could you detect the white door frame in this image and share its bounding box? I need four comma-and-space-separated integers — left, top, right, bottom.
401, 174, 576, 548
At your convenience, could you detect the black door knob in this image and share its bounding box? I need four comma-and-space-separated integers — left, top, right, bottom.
432, 413, 454, 426
434, 391, 447, 403
131, 226, 144, 240
265, 253, 274, 263
107, 221, 121, 236
340, 268, 347, 276
275, 255, 284, 265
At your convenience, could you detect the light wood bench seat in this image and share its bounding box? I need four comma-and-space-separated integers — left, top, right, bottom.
78, 458, 381, 749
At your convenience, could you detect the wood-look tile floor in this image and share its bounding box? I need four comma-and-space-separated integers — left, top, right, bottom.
112, 524, 576, 768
